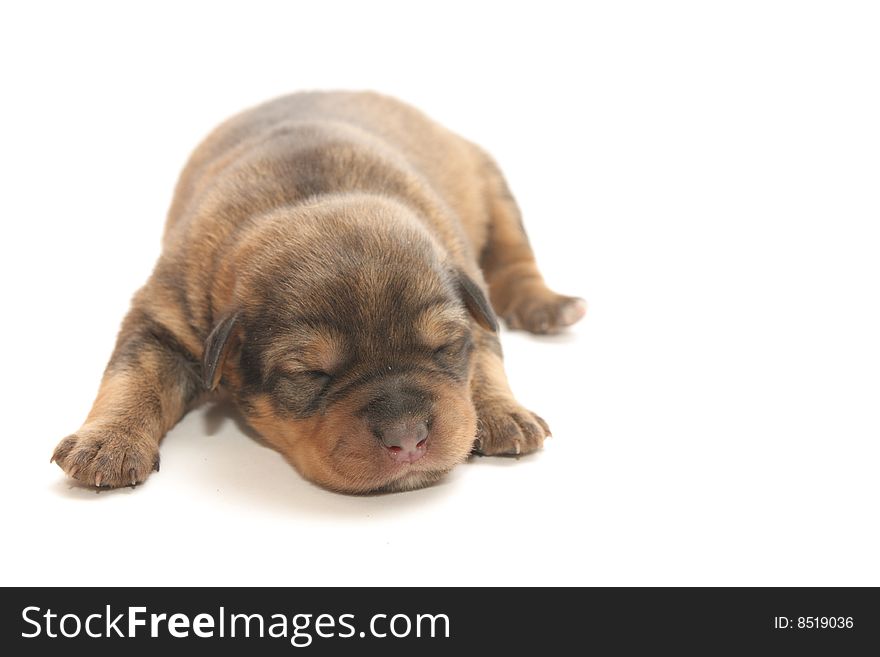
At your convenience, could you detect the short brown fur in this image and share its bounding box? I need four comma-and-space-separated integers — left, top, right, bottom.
52, 91, 585, 493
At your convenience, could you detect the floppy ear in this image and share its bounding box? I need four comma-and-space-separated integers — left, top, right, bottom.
454, 268, 498, 333
202, 311, 240, 390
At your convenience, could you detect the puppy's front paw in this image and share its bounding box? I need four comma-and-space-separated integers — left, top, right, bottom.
474, 399, 551, 456
51, 427, 160, 488
503, 291, 586, 335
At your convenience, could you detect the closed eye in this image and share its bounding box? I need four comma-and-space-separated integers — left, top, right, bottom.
276, 369, 333, 391
306, 370, 333, 385
276, 369, 334, 407
432, 337, 472, 359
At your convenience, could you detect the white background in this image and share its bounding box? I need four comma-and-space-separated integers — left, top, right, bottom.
1, 1, 878, 586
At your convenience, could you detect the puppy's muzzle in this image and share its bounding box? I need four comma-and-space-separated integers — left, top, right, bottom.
378, 418, 429, 463
361, 378, 433, 464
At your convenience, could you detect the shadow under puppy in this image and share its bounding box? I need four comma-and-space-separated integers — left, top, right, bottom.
52, 91, 586, 493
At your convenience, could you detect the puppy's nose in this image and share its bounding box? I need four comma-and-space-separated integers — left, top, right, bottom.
379, 419, 428, 463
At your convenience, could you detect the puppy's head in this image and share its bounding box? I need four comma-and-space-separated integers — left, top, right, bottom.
203, 199, 496, 493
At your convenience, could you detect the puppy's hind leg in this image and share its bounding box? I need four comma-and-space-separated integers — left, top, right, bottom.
51, 290, 203, 488
478, 155, 586, 334
470, 331, 549, 457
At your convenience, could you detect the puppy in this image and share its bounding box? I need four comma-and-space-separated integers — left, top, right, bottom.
51, 91, 586, 493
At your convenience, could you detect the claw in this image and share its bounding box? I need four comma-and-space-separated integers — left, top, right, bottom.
532, 413, 551, 436
69, 466, 79, 478
130, 469, 137, 487
153, 456, 160, 472
95, 472, 102, 487
559, 297, 588, 326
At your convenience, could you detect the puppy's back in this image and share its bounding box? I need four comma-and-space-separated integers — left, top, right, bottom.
166, 91, 489, 242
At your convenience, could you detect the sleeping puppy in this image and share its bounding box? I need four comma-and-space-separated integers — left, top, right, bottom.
51, 91, 586, 493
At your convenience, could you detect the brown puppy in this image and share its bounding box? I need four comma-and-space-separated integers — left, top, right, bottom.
51, 91, 586, 494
